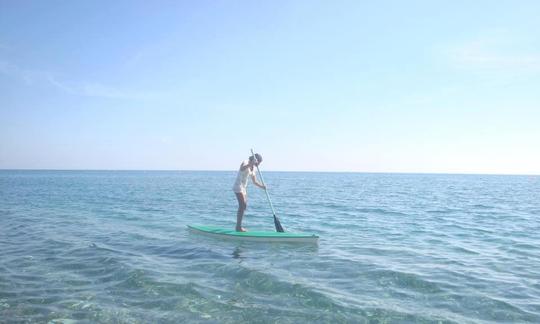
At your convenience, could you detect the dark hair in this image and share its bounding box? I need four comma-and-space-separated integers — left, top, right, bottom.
249, 153, 263, 163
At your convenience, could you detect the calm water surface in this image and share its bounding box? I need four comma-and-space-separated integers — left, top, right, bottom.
1, 171, 539, 323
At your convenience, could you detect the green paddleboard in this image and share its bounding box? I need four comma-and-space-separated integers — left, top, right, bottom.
188, 225, 319, 243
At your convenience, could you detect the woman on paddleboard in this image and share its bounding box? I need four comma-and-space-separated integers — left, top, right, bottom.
232, 153, 266, 232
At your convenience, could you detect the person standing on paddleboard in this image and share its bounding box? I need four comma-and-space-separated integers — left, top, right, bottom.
232, 153, 266, 232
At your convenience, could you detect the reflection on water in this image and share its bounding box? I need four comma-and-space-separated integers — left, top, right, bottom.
232, 246, 243, 259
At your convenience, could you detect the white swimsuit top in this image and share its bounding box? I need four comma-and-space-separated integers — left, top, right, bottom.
232, 160, 254, 193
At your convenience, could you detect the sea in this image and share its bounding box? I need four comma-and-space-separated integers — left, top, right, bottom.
1, 170, 539, 323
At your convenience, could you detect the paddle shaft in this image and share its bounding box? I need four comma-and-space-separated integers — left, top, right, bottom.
251, 149, 284, 232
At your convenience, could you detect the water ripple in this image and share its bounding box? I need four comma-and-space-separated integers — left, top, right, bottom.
1, 171, 540, 323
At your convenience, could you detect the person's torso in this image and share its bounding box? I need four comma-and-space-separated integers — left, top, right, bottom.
233, 161, 254, 191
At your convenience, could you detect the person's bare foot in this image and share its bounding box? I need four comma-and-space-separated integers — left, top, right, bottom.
235, 227, 247, 232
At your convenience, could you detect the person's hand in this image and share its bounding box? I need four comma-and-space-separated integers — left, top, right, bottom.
261, 185, 267, 190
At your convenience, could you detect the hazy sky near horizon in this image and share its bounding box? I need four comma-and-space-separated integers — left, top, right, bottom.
1, 1, 539, 174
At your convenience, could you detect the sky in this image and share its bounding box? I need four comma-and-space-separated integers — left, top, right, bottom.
1, 1, 539, 174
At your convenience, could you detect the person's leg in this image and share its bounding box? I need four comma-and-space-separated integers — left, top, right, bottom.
235, 192, 247, 232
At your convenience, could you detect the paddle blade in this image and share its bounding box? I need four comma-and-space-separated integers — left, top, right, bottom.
274, 215, 285, 232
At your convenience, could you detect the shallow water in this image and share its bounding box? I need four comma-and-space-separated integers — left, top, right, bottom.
1, 170, 539, 323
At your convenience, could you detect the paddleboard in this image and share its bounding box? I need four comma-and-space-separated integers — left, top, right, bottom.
188, 225, 319, 243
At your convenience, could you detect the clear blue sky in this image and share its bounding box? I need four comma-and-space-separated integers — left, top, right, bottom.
1, 1, 539, 174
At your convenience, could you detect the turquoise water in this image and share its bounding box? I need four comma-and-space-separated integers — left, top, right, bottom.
1, 170, 539, 323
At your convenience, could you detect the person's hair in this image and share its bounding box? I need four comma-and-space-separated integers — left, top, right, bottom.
249, 153, 263, 163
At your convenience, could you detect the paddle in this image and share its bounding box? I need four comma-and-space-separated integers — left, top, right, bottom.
251, 149, 285, 232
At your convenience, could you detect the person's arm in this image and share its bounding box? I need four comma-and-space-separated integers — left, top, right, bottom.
251, 175, 266, 189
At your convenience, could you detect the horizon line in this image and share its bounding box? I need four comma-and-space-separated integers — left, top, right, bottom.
0, 168, 538, 177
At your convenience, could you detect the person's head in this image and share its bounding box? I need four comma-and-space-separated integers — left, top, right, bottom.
249, 153, 263, 166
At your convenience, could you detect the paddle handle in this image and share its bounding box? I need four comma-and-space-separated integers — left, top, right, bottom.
251, 149, 275, 214
251, 149, 284, 232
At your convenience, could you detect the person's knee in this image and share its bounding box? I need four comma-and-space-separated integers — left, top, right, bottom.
241, 202, 247, 211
